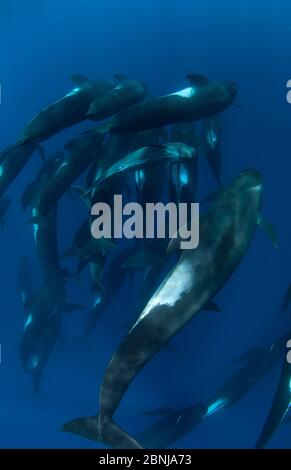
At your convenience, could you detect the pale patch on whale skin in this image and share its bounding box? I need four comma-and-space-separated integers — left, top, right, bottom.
32, 207, 39, 242
28, 355, 39, 370
207, 129, 217, 149
169, 87, 197, 99
55, 161, 69, 176
204, 397, 230, 417
131, 258, 194, 330
24, 314, 32, 330
93, 293, 102, 308
179, 164, 189, 185
65, 87, 81, 98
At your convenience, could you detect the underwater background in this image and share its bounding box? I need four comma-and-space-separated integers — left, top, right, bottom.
0, 0, 290, 449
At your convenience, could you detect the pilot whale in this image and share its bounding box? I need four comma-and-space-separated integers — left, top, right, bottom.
87, 75, 147, 120
62, 169, 268, 449
97, 74, 238, 134
17, 76, 114, 144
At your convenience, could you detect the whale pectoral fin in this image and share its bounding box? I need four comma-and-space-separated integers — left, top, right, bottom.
71, 185, 92, 208
258, 216, 279, 248
255, 360, 291, 449
27, 215, 48, 229
163, 342, 179, 355
61, 415, 142, 449
71, 75, 88, 86
204, 301, 221, 312
16, 136, 31, 146
186, 73, 209, 87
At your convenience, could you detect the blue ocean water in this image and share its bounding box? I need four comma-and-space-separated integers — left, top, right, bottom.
0, 0, 290, 449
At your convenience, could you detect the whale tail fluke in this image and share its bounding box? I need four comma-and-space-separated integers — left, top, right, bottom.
61, 414, 142, 449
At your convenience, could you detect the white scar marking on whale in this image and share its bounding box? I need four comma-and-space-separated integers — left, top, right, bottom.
207, 129, 217, 149
55, 161, 69, 176
169, 87, 197, 99
93, 293, 102, 308
32, 208, 39, 242
131, 259, 194, 330
179, 164, 189, 185
205, 397, 230, 417
135, 169, 145, 186
24, 314, 32, 330
31, 356, 39, 369
251, 185, 262, 192
65, 87, 81, 97
176, 414, 183, 424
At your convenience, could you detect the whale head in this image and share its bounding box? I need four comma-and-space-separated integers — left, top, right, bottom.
214, 80, 239, 106
231, 169, 263, 211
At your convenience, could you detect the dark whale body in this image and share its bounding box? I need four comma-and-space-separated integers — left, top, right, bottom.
62, 169, 263, 449
98, 75, 238, 134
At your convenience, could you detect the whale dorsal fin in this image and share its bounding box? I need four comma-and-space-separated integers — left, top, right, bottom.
71, 75, 89, 86
186, 74, 209, 87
